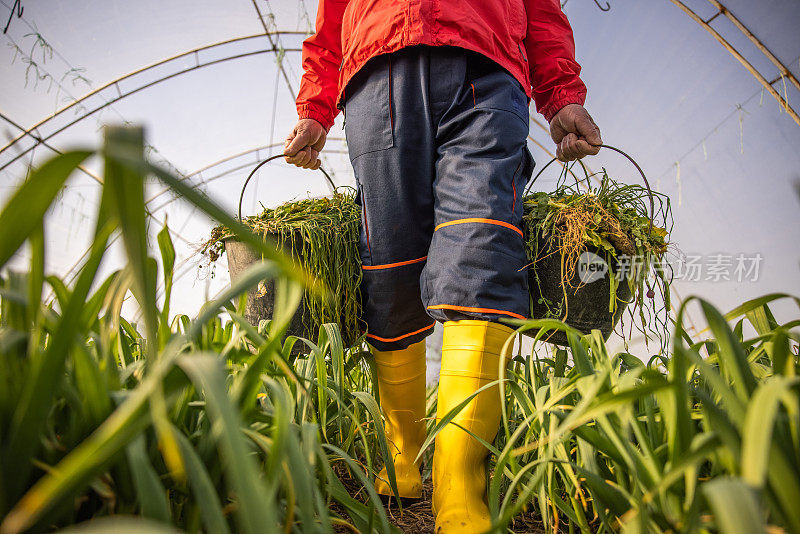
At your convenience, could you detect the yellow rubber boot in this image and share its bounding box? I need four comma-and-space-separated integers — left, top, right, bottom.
433, 320, 514, 534
372, 339, 427, 499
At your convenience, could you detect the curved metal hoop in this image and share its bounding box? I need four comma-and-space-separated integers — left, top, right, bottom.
523, 144, 655, 234
237, 154, 336, 220
0, 32, 306, 172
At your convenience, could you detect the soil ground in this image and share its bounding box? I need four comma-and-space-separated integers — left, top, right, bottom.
333, 468, 546, 533
384, 481, 546, 534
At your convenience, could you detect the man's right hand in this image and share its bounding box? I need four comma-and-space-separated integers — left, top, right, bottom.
284, 118, 328, 170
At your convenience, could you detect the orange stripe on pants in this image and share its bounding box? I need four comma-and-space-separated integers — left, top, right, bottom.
434, 218, 523, 237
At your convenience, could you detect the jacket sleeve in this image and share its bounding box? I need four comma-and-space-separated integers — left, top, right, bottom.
296, 0, 348, 131
523, 0, 587, 122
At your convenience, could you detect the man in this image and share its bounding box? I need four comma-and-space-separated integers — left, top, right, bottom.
284, 1, 601, 531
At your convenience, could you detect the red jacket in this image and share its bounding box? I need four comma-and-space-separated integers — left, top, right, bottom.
296, 0, 587, 130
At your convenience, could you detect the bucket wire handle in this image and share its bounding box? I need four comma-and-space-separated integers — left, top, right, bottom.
523, 144, 655, 234
238, 153, 336, 220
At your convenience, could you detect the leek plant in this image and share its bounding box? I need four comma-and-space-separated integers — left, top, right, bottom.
522, 167, 674, 348
425, 295, 799, 533
0, 126, 398, 534
204, 190, 363, 346
0, 126, 797, 534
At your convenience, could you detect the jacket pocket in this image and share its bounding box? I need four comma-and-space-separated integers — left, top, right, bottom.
343, 55, 394, 160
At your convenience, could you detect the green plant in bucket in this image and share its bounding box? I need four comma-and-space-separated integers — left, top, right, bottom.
205, 189, 364, 345
522, 159, 674, 347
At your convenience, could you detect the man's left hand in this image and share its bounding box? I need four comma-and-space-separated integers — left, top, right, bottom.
549, 104, 602, 161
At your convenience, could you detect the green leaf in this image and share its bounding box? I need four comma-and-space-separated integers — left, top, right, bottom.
103, 126, 158, 352
745, 306, 773, 337
702, 477, 765, 534
741, 376, 798, 488
125, 436, 171, 522
0, 150, 92, 269
27, 222, 45, 328
701, 299, 758, 400
4, 205, 117, 501
129, 155, 311, 289
72, 343, 114, 424
352, 390, 399, 500
157, 223, 176, 345
322, 444, 395, 533
173, 430, 231, 534
177, 354, 277, 534
724, 293, 800, 323
53, 516, 179, 533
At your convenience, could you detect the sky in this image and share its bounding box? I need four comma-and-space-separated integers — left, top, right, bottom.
1, 0, 799, 354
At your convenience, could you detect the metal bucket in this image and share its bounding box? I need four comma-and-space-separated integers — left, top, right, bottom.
224, 233, 313, 349
226, 155, 357, 351
523, 145, 655, 346
528, 235, 632, 346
